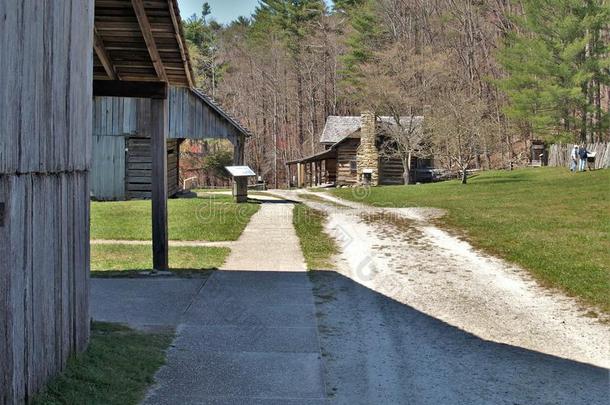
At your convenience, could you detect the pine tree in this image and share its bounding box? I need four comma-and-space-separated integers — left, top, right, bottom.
339, 0, 386, 103
183, 4, 224, 95
498, 0, 610, 143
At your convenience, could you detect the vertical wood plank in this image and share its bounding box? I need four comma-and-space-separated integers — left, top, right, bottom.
0, 176, 11, 404
1, 1, 93, 402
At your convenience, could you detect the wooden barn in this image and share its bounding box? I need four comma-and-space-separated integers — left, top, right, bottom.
1, 1, 241, 403
1, 1, 93, 403
287, 112, 432, 187
92, 87, 250, 201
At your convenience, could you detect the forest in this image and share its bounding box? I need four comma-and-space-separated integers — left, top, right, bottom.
182, 0, 610, 186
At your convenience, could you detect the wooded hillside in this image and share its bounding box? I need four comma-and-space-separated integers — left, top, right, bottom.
183, 0, 610, 186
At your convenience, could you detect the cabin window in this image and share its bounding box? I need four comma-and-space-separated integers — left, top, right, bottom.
350, 160, 357, 174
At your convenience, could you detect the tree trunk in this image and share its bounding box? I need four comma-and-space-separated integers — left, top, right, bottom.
461, 166, 468, 184
404, 151, 412, 185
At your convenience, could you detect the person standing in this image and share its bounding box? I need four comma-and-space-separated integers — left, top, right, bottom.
578, 144, 588, 172
570, 145, 579, 172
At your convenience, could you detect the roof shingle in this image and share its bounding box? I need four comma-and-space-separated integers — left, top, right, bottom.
320, 115, 424, 144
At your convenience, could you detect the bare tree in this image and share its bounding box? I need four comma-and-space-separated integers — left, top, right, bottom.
428, 93, 495, 184
379, 115, 426, 185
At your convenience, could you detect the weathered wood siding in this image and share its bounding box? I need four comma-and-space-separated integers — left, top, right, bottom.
379, 156, 405, 185
93, 88, 243, 140
91, 88, 245, 200
336, 139, 360, 185
0, 1, 93, 404
92, 97, 140, 137
126, 138, 179, 200
91, 136, 126, 200
168, 87, 242, 140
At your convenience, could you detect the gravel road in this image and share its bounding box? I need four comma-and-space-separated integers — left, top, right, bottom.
273, 189, 610, 404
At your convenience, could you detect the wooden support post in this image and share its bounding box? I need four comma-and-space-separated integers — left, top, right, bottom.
310, 163, 314, 187
308, 163, 312, 187
151, 98, 169, 271
322, 160, 327, 183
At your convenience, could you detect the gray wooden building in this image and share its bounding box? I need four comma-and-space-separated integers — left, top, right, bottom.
1, 1, 93, 403
92, 87, 249, 200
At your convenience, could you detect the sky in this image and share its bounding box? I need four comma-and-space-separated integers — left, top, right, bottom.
178, 0, 333, 25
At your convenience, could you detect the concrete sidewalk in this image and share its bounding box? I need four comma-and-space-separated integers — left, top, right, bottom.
91, 197, 323, 404
91, 272, 326, 404
221, 198, 306, 272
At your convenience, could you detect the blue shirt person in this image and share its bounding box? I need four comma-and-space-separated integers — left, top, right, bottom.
578, 145, 588, 172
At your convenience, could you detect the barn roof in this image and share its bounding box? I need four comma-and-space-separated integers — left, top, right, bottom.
93, 0, 251, 137
320, 115, 424, 144
94, 0, 194, 87
190, 89, 251, 137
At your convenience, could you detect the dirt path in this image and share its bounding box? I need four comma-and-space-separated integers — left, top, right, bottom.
275, 190, 610, 370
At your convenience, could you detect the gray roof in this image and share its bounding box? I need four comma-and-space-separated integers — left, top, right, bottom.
320, 115, 424, 144
320, 116, 362, 144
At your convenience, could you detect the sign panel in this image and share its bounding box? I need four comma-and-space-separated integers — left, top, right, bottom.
225, 166, 256, 177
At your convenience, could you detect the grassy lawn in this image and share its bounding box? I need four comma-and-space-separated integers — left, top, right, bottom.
91, 244, 230, 275
91, 194, 259, 241
32, 323, 173, 405
332, 168, 610, 312
293, 204, 338, 270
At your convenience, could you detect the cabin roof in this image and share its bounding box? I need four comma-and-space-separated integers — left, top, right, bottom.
286, 148, 337, 165
320, 115, 424, 144
94, 0, 194, 87
320, 116, 362, 144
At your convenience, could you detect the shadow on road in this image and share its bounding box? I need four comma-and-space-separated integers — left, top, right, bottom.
309, 270, 609, 405
91, 270, 609, 404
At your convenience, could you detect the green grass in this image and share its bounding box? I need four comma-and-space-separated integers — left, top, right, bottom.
293, 204, 339, 270
91, 244, 230, 275
332, 168, 610, 312
32, 323, 173, 405
91, 194, 259, 241
297, 192, 347, 208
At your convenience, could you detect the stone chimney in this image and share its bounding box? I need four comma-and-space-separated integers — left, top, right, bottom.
356, 111, 379, 186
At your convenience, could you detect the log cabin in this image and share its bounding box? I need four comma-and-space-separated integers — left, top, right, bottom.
287, 112, 433, 187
